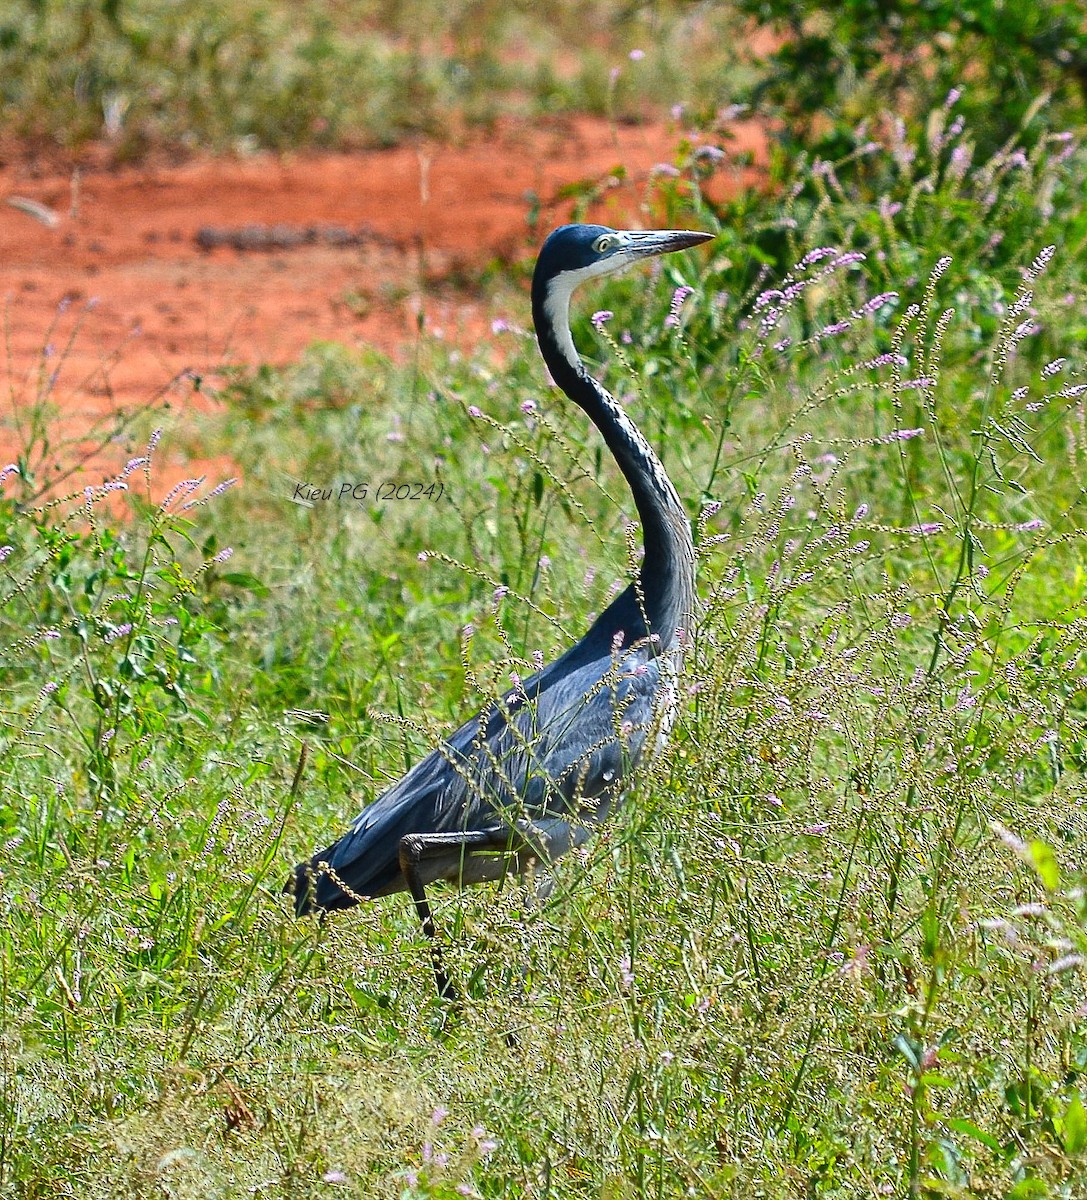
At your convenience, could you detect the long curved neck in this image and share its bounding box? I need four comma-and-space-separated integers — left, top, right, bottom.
532, 279, 695, 646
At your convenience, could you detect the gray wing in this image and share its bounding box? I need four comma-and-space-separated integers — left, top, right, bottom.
291, 615, 674, 912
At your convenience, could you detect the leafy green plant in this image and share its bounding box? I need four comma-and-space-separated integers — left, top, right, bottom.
736, 0, 1087, 156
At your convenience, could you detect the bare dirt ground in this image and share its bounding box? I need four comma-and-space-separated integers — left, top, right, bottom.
0, 116, 766, 494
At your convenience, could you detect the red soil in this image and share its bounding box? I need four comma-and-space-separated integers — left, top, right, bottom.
0, 116, 766, 496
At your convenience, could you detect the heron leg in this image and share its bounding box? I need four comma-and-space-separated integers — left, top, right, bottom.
398, 827, 519, 1002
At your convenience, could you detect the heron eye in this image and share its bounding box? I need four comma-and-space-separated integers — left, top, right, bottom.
592, 234, 617, 255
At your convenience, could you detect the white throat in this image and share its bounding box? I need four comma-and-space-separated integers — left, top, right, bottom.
543, 254, 639, 373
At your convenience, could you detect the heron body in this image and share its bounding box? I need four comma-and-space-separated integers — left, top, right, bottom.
290, 223, 713, 996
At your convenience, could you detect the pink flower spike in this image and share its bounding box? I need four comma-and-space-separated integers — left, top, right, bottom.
592, 310, 613, 328
468, 405, 482, 418
120, 456, 148, 478
1041, 358, 1066, 378
800, 247, 838, 267
629, 48, 645, 61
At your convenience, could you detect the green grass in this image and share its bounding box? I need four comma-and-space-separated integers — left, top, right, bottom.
3, 93, 1087, 1197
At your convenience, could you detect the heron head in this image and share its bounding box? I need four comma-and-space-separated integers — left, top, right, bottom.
530, 223, 713, 375
534, 223, 714, 291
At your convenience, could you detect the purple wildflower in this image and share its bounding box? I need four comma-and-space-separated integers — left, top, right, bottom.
1011, 320, 1040, 346
863, 353, 908, 370
801, 247, 838, 267
591, 310, 613, 328
160, 477, 204, 508
1016, 519, 1044, 532
521, 399, 536, 415
664, 285, 694, 328
468, 405, 482, 418
1026, 246, 1056, 279
931, 255, 953, 279
1041, 358, 1066, 378
856, 291, 899, 317
182, 477, 238, 510
120, 456, 148, 478
629, 48, 645, 60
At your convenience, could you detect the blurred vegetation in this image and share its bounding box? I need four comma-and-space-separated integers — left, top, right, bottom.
736, 0, 1087, 155
3, 0, 1086, 160
0, 0, 756, 155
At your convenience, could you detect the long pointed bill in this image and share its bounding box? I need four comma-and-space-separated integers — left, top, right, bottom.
620, 229, 715, 260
